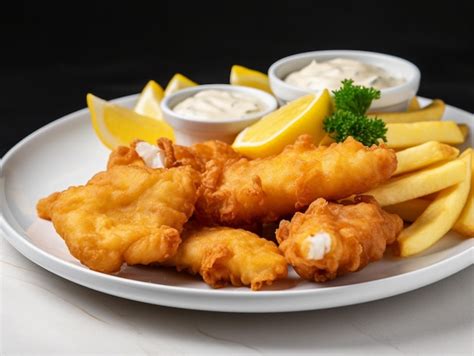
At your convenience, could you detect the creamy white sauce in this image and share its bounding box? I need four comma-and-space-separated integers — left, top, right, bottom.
305, 232, 332, 260
173, 89, 264, 120
135, 142, 163, 169
285, 58, 405, 91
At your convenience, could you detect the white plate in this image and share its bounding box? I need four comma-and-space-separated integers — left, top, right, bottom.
1, 96, 473, 313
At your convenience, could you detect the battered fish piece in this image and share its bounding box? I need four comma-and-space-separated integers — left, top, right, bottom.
157, 137, 242, 172
37, 165, 200, 273
107, 141, 145, 169
160, 135, 397, 226
108, 139, 240, 172
276, 196, 403, 282
164, 225, 288, 290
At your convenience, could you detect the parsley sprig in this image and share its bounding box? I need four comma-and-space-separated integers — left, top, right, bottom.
323, 79, 387, 146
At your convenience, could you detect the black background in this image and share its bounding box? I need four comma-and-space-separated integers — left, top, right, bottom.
1, 1, 473, 156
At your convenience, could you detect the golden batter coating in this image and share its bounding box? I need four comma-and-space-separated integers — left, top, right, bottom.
158, 137, 242, 173
160, 135, 397, 227
277, 196, 403, 282
164, 225, 288, 290
37, 165, 200, 273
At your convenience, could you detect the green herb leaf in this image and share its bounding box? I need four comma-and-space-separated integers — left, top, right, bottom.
332, 79, 381, 116
323, 79, 387, 146
323, 110, 387, 147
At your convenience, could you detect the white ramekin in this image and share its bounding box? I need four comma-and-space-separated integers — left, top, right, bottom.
268, 50, 421, 112
161, 84, 278, 145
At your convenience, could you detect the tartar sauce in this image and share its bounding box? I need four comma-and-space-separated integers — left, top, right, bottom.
285, 58, 404, 91
173, 89, 264, 120
305, 232, 332, 260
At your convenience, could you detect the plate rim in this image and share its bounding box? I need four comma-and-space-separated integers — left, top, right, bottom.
2, 217, 472, 312
1, 95, 473, 312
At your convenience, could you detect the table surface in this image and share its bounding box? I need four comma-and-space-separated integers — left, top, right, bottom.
1, 233, 473, 356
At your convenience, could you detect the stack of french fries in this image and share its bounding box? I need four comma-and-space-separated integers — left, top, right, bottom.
366, 98, 473, 256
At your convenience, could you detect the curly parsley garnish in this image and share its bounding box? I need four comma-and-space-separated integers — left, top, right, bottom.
323, 79, 387, 146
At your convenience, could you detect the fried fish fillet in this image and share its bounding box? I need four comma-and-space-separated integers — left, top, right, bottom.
276, 196, 403, 282
106, 141, 145, 169
164, 225, 288, 290
37, 165, 200, 273
107, 139, 239, 171
160, 135, 397, 226
157, 137, 242, 172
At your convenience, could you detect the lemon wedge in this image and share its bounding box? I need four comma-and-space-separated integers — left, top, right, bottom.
134, 80, 164, 119
232, 90, 332, 158
230, 65, 272, 93
164, 73, 198, 96
87, 93, 175, 150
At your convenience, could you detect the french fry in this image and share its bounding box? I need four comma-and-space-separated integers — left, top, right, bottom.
319, 121, 467, 150
385, 121, 464, 149
453, 151, 474, 236
422, 192, 438, 200
459, 124, 469, 140
384, 198, 431, 222
366, 158, 467, 206
370, 99, 445, 123
394, 141, 459, 175
398, 150, 472, 256
407, 97, 421, 111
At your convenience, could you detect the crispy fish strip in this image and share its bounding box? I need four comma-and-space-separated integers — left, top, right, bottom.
157, 137, 242, 172
160, 135, 397, 226
107, 141, 145, 169
37, 165, 200, 273
276, 196, 403, 282
164, 225, 288, 290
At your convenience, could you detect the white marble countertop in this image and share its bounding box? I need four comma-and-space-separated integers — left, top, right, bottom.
1, 235, 473, 356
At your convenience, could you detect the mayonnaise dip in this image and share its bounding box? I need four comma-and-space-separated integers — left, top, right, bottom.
285, 58, 404, 91
173, 89, 264, 120
305, 232, 332, 260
